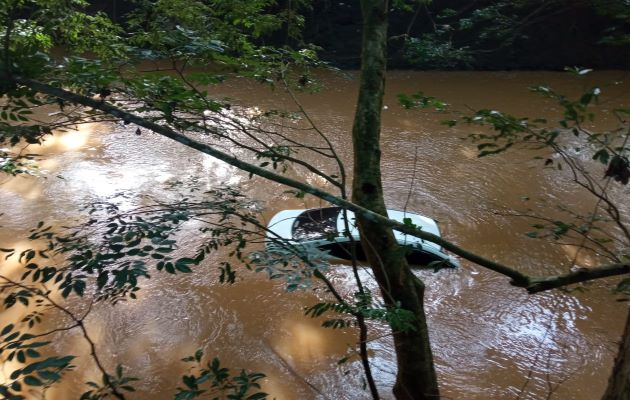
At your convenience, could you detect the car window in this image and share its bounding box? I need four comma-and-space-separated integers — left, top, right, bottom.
405, 247, 442, 266
292, 207, 341, 240
319, 241, 366, 261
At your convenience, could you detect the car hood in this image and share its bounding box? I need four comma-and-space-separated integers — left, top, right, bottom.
266, 209, 304, 241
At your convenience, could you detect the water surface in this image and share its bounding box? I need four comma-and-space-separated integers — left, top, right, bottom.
1, 70, 629, 399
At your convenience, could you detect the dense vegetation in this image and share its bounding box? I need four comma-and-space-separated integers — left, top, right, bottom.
86, 0, 630, 70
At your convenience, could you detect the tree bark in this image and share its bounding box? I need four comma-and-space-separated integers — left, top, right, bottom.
603, 309, 630, 400
351, 1, 439, 399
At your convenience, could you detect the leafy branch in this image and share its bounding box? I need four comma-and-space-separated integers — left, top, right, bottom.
0, 274, 130, 399
175, 350, 267, 400
13, 78, 630, 295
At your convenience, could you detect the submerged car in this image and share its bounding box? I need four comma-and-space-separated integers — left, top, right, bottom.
266, 207, 459, 268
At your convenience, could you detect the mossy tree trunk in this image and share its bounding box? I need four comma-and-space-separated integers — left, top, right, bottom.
351, 1, 439, 399
603, 310, 630, 400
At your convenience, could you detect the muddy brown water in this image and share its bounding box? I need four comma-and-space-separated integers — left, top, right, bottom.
1, 71, 629, 399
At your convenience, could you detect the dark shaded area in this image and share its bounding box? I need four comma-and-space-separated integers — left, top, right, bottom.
87, 0, 630, 70
86, 0, 134, 23
301, 0, 630, 70
319, 241, 447, 267
605, 155, 630, 185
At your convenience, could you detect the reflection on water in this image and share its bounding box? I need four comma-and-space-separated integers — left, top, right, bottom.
42, 129, 90, 150
0, 71, 629, 399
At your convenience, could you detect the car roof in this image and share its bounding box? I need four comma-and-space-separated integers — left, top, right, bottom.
336, 208, 440, 245
267, 207, 442, 249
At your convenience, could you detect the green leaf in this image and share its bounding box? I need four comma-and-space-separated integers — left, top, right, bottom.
579, 92, 593, 106
175, 260, 193, 273
23, 355, 74, 374
26, 349, 40, 358
593, 149, 610, 165
24, 376, 43, 386
10, 381, 21, 392
61, 285, 72, 298
165, 262, 175, 274
337, 356, 350, 365
38, 370, 61, 381
23, 341, 51, 349
402, 217, 416, 229
1, 324, 14, 336
616, 278, 630, 294
73, 280, 86, 296
97, 272, 108, 289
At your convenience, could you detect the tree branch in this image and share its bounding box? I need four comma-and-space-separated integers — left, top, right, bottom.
15, 78, 630, 294
0, 275, 127, 400
526, 263, 630, 293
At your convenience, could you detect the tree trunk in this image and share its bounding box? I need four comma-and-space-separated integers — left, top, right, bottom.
351, 1, 440, 399
603, 309, 630, 400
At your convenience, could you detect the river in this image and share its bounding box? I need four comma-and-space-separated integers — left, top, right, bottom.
1, 71, 629, 399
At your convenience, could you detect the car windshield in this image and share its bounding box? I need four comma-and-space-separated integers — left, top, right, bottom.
292, 207, 341, 240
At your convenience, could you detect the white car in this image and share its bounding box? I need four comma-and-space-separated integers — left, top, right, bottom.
266, 207, 459, 268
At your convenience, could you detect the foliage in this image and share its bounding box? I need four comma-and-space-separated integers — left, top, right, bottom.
402, 34, 473, 70
593, 0, 630, 46
175, 350, 266, 400
250, 243, 330, 292
0, 149, 39, 176
0, 175, 418, 397
10, 187, 263, 300
304, 291, 417, 333
0, 1, 358, 396
275, 0, 312, 46
0, 353, 75, 400
397, 92, 448, 112
0, 185, 272, 397
79, 365, 139, 400
0, 90, 53, 175
458, 76, 629, 269
396, 69, 629, 291
398, 0, 630, 69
